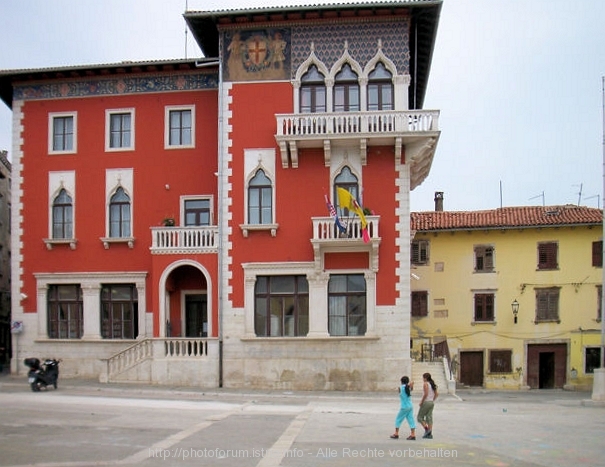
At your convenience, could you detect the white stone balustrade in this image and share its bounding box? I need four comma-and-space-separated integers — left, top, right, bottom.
312, 216, 379, 242
150, 226, 218, 254
276, 110, 439, 137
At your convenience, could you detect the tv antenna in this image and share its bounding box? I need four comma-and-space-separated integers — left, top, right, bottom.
184, 0, 189, 59
585, 194, 601, 209
573, 183, 583, 205
529, 191, 545, 206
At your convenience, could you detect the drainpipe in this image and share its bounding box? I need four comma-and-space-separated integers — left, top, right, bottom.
211, 55, 225, 388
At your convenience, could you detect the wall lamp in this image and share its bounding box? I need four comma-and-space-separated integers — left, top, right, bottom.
511, 299, 519, 324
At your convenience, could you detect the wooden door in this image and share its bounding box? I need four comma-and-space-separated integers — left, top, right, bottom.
460, 351, 484, 387
527, 344, 567, 389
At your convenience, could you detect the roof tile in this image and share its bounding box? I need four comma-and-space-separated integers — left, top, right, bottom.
411, 205, 603, 231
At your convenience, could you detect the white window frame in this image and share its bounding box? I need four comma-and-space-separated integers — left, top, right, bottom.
48, 111, 77, 154
164, 105, 195, 149
181, 195, 214, 226
105, 108, 135, 152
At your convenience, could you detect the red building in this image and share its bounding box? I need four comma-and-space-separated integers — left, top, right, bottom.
0, 1, 441, 390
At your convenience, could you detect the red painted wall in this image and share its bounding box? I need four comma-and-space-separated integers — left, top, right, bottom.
227, 82, 400, 308
19, 87, 219, 326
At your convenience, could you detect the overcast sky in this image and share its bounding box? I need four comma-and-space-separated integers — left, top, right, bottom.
0, 0, 603, 212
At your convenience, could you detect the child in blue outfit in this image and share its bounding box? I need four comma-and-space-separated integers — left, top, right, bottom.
390, 376, 416, 440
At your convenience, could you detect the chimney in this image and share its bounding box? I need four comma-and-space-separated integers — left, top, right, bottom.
434, 191, 444, 212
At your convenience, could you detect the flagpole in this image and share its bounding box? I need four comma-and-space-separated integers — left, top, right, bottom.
594, 76, 605, 401
601, 74, 605, 365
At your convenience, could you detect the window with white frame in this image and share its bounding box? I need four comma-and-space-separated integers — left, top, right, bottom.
300, 65, 327, 113
106, 109, 134, 151
248, 169, 272, 225
333, 63, 360, 112
101, 284, 138, 339
52, 189, 73, 239
47, 284, 83, 339
367, 62, 393, 111
109, 187, 131, 238
183, 197, 212, 226
48, 112, 77, 154
333, 166, 359, 219
254, 275, 309, 337
328, 274, 366, 336
165, 106, 195, 148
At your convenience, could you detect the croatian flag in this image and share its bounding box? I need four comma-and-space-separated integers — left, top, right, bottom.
325, 194, 347, 233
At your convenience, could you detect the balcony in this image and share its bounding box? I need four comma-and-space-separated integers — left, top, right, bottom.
150, 226, 219, 255
311, 216, 381, 272
275, 109, 440, 189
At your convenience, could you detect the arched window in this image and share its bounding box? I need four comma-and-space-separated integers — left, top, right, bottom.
52, 189, 73, 239
334, 166, 359, 217
109, 187, 131, 237
300, 65, 326, 113
334, 63, 360, 112
368, 62, 393, 111
248, 169, 272, 224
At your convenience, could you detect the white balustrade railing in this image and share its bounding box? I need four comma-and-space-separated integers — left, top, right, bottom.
312, 216, 379, 241
150, 226, 218, 254
276, 110, 439, 138
103, 338, 213, 381
163, 338, 208, 357
106, 339, 153, 377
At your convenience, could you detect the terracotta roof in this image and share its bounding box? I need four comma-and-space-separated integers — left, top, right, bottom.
411, 205, 604, 232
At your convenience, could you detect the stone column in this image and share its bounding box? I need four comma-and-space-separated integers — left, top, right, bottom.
307, 270, 329, 337
135, 280, 147, 338
81, 284, 102, 340
364, 271, 377, 337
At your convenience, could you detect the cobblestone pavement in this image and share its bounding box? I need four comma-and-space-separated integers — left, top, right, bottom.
0, 374, 604, 467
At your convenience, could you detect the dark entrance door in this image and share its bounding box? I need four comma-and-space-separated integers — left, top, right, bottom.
185, 294, 207, 337
539, 352, 555, 388
460, 351, 484, 387
527, 344, 567, 389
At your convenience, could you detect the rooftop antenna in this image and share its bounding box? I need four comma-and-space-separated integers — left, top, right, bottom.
184, 0, 189, 59
529, 191, 545, 207
573, 183, 583, 205
585, 194, 601, 208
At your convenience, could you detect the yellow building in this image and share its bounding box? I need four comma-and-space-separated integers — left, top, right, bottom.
411, 198, 603, 390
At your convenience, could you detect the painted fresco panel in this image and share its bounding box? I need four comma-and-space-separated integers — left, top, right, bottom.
223, 29, 291, 82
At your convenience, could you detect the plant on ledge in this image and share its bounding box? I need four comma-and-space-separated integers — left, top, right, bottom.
162, 217, 175, 227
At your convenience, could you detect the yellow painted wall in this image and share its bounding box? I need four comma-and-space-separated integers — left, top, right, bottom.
411, 224, 603, 390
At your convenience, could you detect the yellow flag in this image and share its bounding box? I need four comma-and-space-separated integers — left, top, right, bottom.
337, 187, 367, 229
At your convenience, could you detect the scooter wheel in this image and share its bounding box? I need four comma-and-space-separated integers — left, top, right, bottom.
31, 382, 41, 392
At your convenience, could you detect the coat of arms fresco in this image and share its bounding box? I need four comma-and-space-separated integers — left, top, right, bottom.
224, 29, 290, 82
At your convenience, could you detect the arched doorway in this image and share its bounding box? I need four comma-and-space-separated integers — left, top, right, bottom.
159, 260, 212, 338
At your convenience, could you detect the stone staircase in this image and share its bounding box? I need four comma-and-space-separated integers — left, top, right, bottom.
412, 360, 455, 395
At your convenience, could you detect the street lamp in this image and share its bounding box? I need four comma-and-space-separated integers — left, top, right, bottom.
511, 299, 519, 324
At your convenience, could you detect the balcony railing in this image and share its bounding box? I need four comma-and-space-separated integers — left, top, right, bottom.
150, 226, 219, 254
277, 110, 439, 138
275, 109, 439, 169
312, 216, 380, 242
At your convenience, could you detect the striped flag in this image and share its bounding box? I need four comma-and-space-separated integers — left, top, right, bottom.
325, 194, 347, 233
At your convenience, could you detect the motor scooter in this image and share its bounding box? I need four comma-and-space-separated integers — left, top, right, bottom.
24, 358, 60, 392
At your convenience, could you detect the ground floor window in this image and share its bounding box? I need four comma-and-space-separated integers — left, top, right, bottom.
328, 274, 366, 336
488, 349, 512, 373
48, 284, 83, 339
255, 275, 309, 337
585, 347, 602, 374
101, 284, 138, 339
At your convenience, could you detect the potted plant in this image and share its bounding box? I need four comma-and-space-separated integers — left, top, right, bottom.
162, 217, 175, 227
